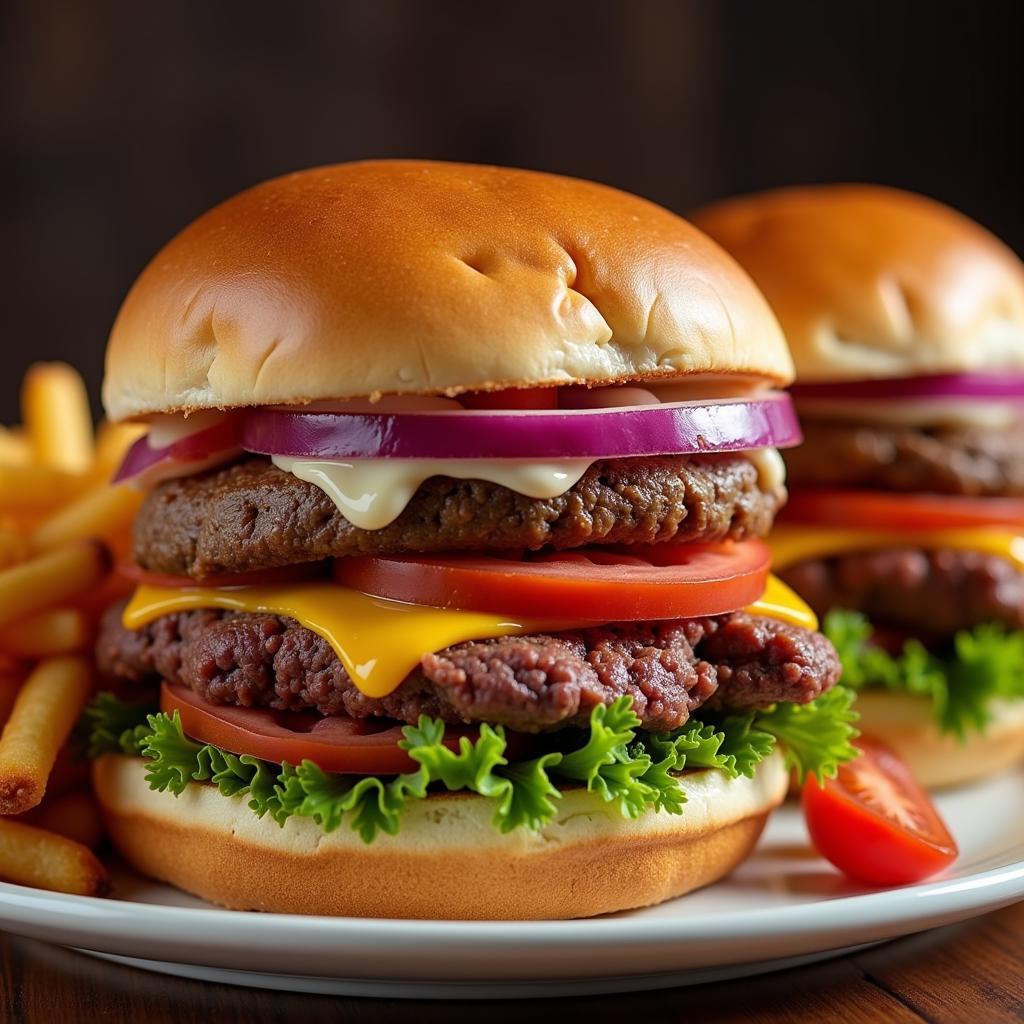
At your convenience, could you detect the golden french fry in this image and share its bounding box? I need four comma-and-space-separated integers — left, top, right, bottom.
0, 464, 88, 511
21, 362, 95, 474
0, 529, 27, 570
30, 483, 142, 553
0, 427, 31, 467
0, 608, 92, 657
0, 674, 21, 730
24, 790, 104, 850
0, 656, 93, 814
93, 420, 147, 484
0, 542, 108, 629
0, 817, 107, 895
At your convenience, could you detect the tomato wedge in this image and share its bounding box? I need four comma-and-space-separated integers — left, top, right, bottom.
459, 387, 559, 410
161, 683, 535, 775
332, 540, 771, 620
118, 562, 327, 590
783, 489, 1024, 531
802, 737, 958, 885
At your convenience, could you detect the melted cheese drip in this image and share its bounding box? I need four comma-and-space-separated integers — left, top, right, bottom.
770, 524, 1024, 572
123, 576, 817, 699
272, 456, 594, 531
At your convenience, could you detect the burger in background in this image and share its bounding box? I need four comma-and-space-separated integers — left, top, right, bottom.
85, 160, 856, 919
693, 184, 1024, 788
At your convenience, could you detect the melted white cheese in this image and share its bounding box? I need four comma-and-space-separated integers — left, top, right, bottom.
271, 456, 594, 530
796, 398, 1018, 430
748, 447, 786, 490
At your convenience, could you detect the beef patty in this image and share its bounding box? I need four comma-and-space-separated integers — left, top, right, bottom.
97, 603, 839, 734
133, 455, 784, 579
781, 547, 1024, 637
784, 418, 1024, 496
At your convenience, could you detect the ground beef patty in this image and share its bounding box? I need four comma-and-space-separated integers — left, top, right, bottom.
781, 547, 1024, 637
97, 603, 839, 733
133, 455, 784, 579
784, 418, 1024, 496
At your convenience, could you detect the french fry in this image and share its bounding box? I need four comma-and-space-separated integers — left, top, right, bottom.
0, 674, 21, 729
0, 464, 87, 511
0, 426, 31, 467
0, 608, 92, 657
0, 529, 27, 569
24, 791, 104, 850
0, 655, 93, 814
21, 362, 95, 474
0, 542, 108, 629
30, 482, 142, 553
93, 420, 146, 483
0, 817, 107, 895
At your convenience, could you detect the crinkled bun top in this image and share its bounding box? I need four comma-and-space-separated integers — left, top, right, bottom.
103, 160, 792, 420
692, 184, 1024, 382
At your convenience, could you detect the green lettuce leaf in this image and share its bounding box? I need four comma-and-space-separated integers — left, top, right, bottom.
81, 686, 859, 842
748, 685, 860, 785
824, 609, 1024, 740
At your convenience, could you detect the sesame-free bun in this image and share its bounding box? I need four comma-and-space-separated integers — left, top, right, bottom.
103, 160, 792, 421
92, 751, 787, 919
853, 691, 1024, 789
692, 185, 1024, 382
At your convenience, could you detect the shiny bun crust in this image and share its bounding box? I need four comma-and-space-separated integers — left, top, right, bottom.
92, 752, 787, 919
854, 692, 1024, 789
103, 160, 792, 420
692, 185, 1024, 381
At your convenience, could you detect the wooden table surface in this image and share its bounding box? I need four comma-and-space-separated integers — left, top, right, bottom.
0, 900, 1020, 1023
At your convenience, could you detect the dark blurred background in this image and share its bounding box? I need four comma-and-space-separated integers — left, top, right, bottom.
1, 0, 1022, 422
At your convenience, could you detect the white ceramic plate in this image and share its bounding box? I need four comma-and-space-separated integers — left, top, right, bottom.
0, 767, 1021, 998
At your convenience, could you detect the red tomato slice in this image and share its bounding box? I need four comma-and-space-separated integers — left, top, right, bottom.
161, 683, 535, 775
118, 562, 327, 590
802, 737, 958, 886
332, 540, 771, 620
783, 489, 1024, 531
459, 387, 559, 410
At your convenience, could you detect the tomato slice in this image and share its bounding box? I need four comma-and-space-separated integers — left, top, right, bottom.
459, 387, 559, 410
783, 489, 1024, 531
118, 561, 327, 590
332, 540, 771, 620
160, 683, 535, 775
802, 737, 958, 886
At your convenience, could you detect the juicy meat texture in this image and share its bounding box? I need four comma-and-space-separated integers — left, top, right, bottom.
133, 455, 784, 579
784, 418, 1024, 496
781, 547, 1024, 637
97, 603, 840, 734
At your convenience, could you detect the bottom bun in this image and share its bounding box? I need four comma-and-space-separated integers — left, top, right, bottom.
854, 692, 1024, 789
93, 752, 787, 920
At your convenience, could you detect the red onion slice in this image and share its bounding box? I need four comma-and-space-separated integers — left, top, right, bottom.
791, 373, 1024, 403
114, 417, 243, 484
241, 394, 801, 460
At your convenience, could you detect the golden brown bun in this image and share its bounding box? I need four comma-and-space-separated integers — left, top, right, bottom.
103, 160, 792, 420
92, 751, 787, 919
692, 185, 1024, 381
854, 692, 1024, 789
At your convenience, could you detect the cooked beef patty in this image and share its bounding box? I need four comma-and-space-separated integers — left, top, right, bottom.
784, 419, 1024, 496
133, 455, 784, 579
97, 603, 839, 734
781, 547, 1024, 637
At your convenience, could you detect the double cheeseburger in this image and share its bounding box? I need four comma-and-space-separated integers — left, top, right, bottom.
694, 184, 1024, 789
89, 161, 853, 919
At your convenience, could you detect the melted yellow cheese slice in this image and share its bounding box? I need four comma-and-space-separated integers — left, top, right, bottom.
123, 575, 817, 699
770, 525, 1024, 572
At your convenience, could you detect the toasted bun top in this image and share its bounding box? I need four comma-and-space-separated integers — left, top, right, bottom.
103, 160, 792, 420
692, 184, 1024, 382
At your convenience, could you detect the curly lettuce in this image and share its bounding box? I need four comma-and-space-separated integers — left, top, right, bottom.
85, 687, 858, 843
824, 609, 1024, 739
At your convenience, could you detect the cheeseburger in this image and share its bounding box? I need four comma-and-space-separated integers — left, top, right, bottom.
88, 161, 853, 919
694, 184, 1024, 789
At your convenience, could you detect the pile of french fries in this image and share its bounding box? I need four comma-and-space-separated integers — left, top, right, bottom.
0, 363, 144, 896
